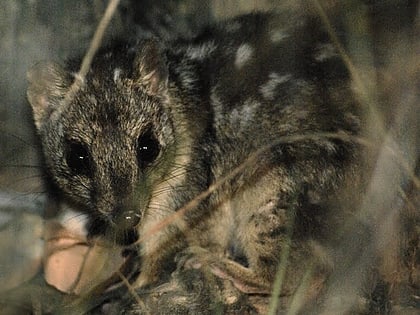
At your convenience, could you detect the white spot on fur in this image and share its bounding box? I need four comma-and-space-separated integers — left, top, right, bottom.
314, 43, 338, 61
260, 73, 292, 100
175, 63, 197, 90
235, 43, 253, 69
113, 68, 122, 82
88, 95, 97, 105
230, 98, 261, 129
270, 29, 289, 43
186, 42, 216, 60
179, 71, 196, 89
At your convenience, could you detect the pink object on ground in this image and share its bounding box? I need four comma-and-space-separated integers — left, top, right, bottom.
43, 220, 126, 295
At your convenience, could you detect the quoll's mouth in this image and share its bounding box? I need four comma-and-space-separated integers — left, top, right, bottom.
114, 227, 139, 246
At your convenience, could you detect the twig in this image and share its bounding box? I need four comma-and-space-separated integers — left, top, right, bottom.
61, 0, 121, 110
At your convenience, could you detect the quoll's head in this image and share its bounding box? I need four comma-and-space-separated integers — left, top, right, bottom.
27, 41, 175, 243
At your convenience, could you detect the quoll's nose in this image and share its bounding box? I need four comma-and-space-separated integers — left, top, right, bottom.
112, 207, 140, 245
121, 210, 141, 229
112, 206, 141, 230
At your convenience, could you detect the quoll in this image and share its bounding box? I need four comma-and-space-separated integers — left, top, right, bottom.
27, 10, 362, 296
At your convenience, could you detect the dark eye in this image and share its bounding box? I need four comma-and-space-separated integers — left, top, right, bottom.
136, 129, 160, 169
65, 140, 93, 176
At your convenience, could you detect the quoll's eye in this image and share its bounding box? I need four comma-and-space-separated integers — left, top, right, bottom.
65, 140, 93, 176
136, 129, 160, 169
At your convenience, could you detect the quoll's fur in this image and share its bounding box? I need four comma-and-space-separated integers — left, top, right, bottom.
28, 11, 363, 297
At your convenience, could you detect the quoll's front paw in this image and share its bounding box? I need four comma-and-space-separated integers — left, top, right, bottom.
106, 265, 259, 315
176, 246, 271, 295
175, 246, 217, 270
175, 246, 238, 289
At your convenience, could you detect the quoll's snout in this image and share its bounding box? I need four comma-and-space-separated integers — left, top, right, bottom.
111, 208, 141, 245
112, 207, 141, 230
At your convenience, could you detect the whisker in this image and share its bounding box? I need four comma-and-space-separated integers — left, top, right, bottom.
0, 191, 46, 215
18, 190, 47, 199
145, 204, 174, 214
1, 174, 43, 185
61, 212, 89, 226
0, 130, 38, 149
0, 164, 42, 169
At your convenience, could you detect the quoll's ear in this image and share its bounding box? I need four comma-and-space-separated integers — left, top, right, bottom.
134, 39, 168, 95
27, 62, 71, 129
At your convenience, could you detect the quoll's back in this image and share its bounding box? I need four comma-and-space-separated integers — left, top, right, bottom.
163, 11, 362, 295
